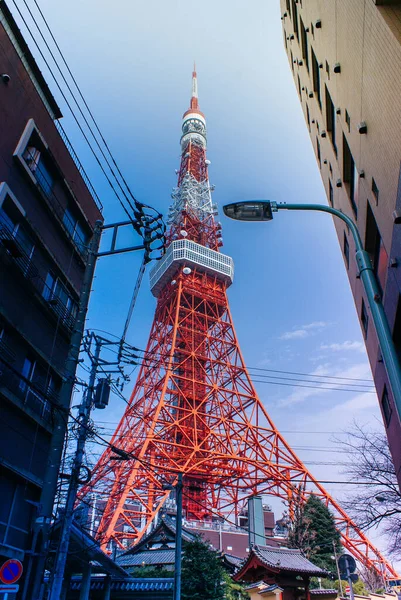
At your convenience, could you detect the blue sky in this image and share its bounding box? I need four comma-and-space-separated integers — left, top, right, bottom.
10, 0, 394, 561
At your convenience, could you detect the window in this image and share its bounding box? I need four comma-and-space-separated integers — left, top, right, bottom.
381, 386, 392, 427
300, 17, 309, 70
290, 50, 294, 72
392, 295, 401, 362
63, 207, 88, 250
0, 194, 35, 274
43, 271, 78, 325
345, 110, 351, 132
372, 178, 379, 205
227, 546, 233, 551
297, 75, 302, 97
361, 298, 369, 338
284, 28, 288, 50
19, 357, 34, 393
286, 0, 291, 17
311, 47, 321, 107
291, 0, 299, 40
329, 180, 334, 206
306, 103, 310, 130
325, 60, 330, 79
23, 145, 55, 199
343, 232, 349, 268
343, 134, 357, 216
329, 162, 333, 176
325, 86, 336, 153
365, 202, 388, 292
316, 138, 321, 167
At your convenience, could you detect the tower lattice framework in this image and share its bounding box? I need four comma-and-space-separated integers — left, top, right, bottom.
80, 68, 398, 579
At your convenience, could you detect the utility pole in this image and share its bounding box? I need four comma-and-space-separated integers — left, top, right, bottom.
49, 338, 101, 599
29, 220, 103, 600
174, 473, 183, 600
332, 542, 343, 597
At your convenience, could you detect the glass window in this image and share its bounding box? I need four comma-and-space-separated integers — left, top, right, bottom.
311, 47, 321, 108
300, 17, 309, 71
381, 386, 392, 427
343, 134, 357, 216
325, 86, 336, 153
361, 299, 368, 338
365, 202, 387, 292
372, 178, 379, 205
35, 157, 54, 198
345, 110, 351, 132
343, 232, 349, 268
19, 357, 34, 392
291, 0, 299, 40
43, 272, 55, 301
329, 180, 334, 206
316, 138, 321, 167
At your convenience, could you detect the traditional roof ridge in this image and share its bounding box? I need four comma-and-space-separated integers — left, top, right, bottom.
119, 514, 196, 557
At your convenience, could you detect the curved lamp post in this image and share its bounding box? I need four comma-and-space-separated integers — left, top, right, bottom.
223, 200, 401, 427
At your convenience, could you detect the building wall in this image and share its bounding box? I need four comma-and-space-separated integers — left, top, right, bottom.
0, 1, 102, 569
279, 0, 401, 487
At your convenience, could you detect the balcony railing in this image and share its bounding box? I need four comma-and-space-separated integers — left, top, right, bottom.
23, 150, 88, 260
54, 120, 103, 211
0, 213, 76, 331
0, 355, 55, 423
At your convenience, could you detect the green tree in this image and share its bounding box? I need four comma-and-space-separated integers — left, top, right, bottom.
222, 572, 249, 600
182, 538, 225, 600
288, 493, 342, 573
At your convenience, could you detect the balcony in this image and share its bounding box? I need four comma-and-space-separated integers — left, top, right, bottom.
0, 212, 76, 332
0, 354, 55, 423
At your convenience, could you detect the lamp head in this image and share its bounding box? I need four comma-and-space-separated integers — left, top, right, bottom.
223, 201, 274, 222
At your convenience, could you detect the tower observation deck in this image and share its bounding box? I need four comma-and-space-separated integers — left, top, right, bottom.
78, 68, 398, 580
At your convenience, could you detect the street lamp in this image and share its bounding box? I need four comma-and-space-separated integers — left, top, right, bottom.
223, 200, 401, 429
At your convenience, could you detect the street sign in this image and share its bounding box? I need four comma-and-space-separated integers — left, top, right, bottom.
0, 584, 19, 593
345, 587, 351, 594
0, 560, 23, 585
339, 553, 357, 577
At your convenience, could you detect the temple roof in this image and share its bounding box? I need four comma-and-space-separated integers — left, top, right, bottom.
252, 545, 328, 574
118, 549, 176, 568
234, 544, 328, 582
117, 514, 197, 564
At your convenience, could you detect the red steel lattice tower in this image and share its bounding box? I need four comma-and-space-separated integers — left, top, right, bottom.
80, 68, 398, 578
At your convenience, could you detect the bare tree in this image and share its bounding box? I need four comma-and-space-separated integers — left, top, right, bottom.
335, 422, 401, 559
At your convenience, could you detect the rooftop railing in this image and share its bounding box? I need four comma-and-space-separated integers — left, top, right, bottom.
54, 120, 103, 211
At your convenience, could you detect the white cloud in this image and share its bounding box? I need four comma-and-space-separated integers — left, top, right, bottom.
320, 340, 366, 354
302, 321, 329, 330
279, 321, 329, 341
280, 329, 308, 340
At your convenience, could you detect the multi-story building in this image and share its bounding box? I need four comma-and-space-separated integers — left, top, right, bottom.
0, 0, 102, 582
279, 0, 401, 487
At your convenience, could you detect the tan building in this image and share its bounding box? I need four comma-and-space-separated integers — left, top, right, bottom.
279, 0, 401, 487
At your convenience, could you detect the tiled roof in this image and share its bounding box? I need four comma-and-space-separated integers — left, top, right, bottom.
253, 545, 328, 575
224, 554, 244, 568
118, 549, 175, 567
70, 577, 174, 592
310, 590, 337, 595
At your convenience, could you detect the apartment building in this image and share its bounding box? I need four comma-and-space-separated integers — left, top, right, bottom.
279, 0, 401, 486
0, 0, 102, 581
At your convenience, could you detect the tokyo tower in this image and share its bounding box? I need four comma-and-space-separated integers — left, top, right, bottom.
80, 67, 397, 579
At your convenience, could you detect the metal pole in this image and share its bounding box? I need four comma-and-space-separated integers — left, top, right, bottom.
275, 203, 401, 427
49, 337, 101, 600
345, 557, 355, 600
174, 473, 183, 600
30, 220, 103, 600
333, 541, 344, 597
